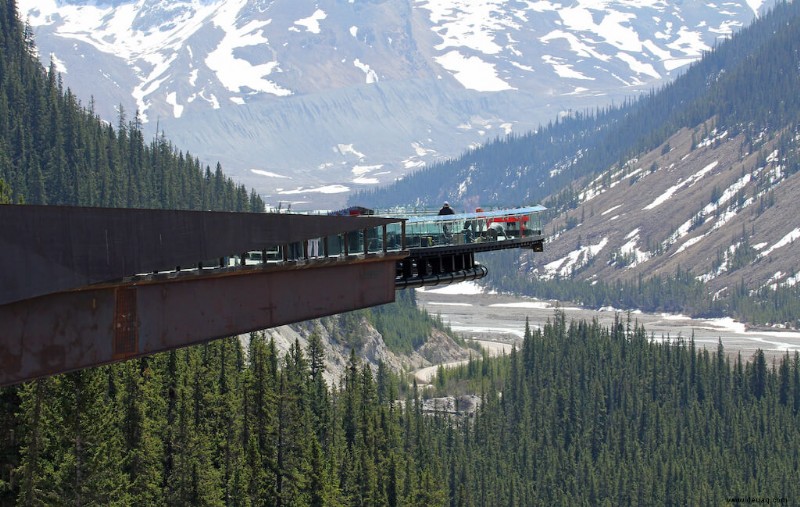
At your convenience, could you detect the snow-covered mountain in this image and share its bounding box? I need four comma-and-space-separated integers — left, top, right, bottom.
19, 0, 775, 209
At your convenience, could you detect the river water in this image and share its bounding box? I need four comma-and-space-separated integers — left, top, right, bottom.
415, 282, 800, 365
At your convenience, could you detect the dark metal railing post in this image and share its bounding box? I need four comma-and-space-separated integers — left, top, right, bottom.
323, 236, 329, 258
343, 234, 349, 257
363, 228, 369, 255
382, 225, 387, 253
401, 221, 406, 250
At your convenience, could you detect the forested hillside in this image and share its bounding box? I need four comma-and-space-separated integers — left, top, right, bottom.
5, 311, 800, 505
0, 1, 262, 211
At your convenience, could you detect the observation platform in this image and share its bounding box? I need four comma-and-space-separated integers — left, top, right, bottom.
392, 206, 545, 288
0, 204, 544, 386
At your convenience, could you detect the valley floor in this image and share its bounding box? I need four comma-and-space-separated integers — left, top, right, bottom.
415, 282, 800, 364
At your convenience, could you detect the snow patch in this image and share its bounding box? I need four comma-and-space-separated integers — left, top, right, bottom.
278, 185, 350, 195
166, 91, 183, 118
541, 54, 592, 80
292, 9, 326, 34
745, 0, 766, 15
48, 53, 68, 74
251, 169, 291, 179
353, 59, 379, 84
624, 228, 640, 240
336, 144, 365, 158
542, 237, 608, 279
435, 51, 514, 92
207, 2, 292, 97
489, 301, 552, 309
417, 280, 493, 295
540, 29, 607, 61
618, 229, 651, 268
695, 129, 729, 149
760, 228, 800, 258
644, 160, 718, 210
352, 177, 380, 185
426, 302, 473, 307
674, 236, 703, 255
417, 0, 506, 55
351, 165, 382, 176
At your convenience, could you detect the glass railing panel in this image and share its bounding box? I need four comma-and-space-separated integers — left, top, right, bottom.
527, 212, 542, 235
186, 207, 544, 268
366, 225, 384, 254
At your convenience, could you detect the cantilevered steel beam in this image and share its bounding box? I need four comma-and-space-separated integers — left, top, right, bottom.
0, 254, 404, 386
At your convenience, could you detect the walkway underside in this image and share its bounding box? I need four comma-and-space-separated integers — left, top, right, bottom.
396, 235, 543, 289
0, 254, 403, 387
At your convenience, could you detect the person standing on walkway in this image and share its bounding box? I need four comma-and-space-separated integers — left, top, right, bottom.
438, 202, 455, 241
438, 202, 455, 216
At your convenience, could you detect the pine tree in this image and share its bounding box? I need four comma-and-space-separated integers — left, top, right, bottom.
750, 349, 767, 399
117, 358, 166, 505
164, 349, 223, 506
273, 342, 312, 507
0, 177, 12, 204
242, 333, 279, 504
0, 384, 19, 505
15, 378, 59, 506
306, 331, 330, 445
48, 368, 130, 505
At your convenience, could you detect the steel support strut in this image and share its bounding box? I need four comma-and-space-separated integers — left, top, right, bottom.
0, 256, 401, 386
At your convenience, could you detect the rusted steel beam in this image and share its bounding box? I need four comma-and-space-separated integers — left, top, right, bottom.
0, 255, 402, 386
0, 204, 401, 306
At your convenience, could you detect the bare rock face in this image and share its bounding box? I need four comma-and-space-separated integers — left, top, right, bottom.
357, 321, 407, 372
422, 395, 481, 417
243, 316, 472, 386
415, 329, 472, 365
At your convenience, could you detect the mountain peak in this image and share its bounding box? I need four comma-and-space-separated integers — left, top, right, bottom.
20, 0, 775, 208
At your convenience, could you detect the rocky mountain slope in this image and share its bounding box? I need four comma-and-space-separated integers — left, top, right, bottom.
20, 0, 775, 209
258, 316, 473, 385
528, 121, 800, 300
355, 0, 800, 308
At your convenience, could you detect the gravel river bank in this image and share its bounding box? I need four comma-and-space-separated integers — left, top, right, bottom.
415, 282, 800, 365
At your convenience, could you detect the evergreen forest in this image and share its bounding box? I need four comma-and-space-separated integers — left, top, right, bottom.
2, 0, 800, 505
3, 313, 800, 505
0, 1, 263, 212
